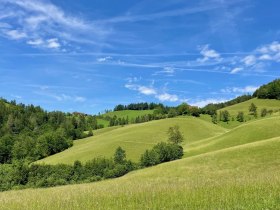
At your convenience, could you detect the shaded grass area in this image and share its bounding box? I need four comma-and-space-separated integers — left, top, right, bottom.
1, 137, 279, 210
37, 117, 226, 164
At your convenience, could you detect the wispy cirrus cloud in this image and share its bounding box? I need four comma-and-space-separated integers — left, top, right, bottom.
0, 0, 109, 50
221, 85, 259, 94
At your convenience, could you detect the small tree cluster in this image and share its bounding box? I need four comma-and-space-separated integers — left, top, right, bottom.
140, 142, 183, 167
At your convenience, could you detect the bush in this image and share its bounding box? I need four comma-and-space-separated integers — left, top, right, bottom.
140, 142, 184, 167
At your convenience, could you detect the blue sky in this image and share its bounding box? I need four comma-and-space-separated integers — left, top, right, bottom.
0, 0, 279, 114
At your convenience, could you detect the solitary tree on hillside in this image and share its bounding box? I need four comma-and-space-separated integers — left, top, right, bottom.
114, 146, 126, 164
211, 113, 217, 124
220, 110, 230, 123
261, 108, 267, 117
249, 103, 257, 117
236, 111, 244, 122
167, 125, 184, 145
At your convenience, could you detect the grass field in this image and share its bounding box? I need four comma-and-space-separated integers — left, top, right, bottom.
1, 136, 279, 209
219, 98, 280, 116
186, 116, 280, 157
37, 117, 227, 164
2, 101, 280, 209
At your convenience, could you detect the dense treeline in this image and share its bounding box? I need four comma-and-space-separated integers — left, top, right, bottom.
0, 145, 181, 191
202, 95, 253, 115
253, 79, 280, 99
0, 99, 103, 164
0, 150, 135, 191
103, 103, 201, 127
0, 126, 184, 192
114, 102, 166, 111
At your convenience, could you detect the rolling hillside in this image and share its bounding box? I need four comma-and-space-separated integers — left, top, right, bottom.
2, 100, 280, 209
1, 134, 279, 209
219, 98, 280, 116
186, 116, 280, 157
37, 117, 227, 164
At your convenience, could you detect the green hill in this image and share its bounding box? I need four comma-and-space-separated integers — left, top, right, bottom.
219, 98, 280, 116
37, 117, 227, 164
1, 135, 279, 209
2, 101, 280, 209
186, 116, 280, 157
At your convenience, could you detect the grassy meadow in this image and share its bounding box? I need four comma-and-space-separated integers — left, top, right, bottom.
1, 100, 280, 209
1, 136, 279, 209
219, 98, 280, 117
37, 117, 226, 164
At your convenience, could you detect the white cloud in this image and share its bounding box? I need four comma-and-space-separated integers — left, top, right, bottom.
221, 85, 259, 94
153, 66, 175, 76
259, 54, 272, 61
5, 29, 27, 40
197, 45, 221, 63
190, 98, 228, 107
125, 82, 179, 102
74, 96, 86, 102
138, 86, 157, 95
26, 38, 60, 49
46, 38, 60, 49
242, 55, 256, 66
156, 93, 178, 102
0, 0, 107, 50
97, 56, 112, 62
125, 84, 156, 95
27, 38, 43, 46
230, 67, 243, 74
163, 66, 175, 74
257, 42, 280, 62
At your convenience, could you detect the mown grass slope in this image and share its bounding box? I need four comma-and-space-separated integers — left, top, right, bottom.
186, 116, 280, 157
1, 136, 279, 210
219, 98, 280, 116
37, 117, 227, 164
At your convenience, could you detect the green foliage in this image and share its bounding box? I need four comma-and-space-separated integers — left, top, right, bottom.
211, 113, 218, 124
261, 108, 267, 117
220, 110, 230, 123
140, 149, 160, 167
253, 79, 280, 99
0, 147, 137, 191
202, 94, 252, 115
236, 111, 244, 122
140, 142, 184, 167
114, 147, 126, 164
0, 98, 104, 164
167, 125, 184, 144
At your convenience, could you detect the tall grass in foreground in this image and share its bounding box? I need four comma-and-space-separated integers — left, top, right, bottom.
1, 137, 279, 210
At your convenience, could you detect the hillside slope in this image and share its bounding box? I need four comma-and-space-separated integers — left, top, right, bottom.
1, 136, 279, 209
186, 116, 280, 157
219, 98, 280, 116
37, 117, 227, 164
